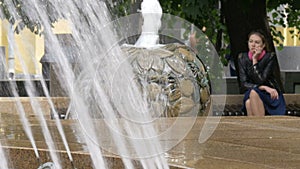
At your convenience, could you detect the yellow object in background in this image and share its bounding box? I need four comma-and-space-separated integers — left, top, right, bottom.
14, 28, 44, 74
274, 26, 300, 46
0, 19, 71, 77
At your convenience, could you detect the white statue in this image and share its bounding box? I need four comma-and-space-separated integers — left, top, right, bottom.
135, 0, 163, 48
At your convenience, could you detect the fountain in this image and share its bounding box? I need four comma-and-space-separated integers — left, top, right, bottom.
0, 0, 226, 168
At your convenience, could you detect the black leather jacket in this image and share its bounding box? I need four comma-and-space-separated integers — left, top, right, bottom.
238, 52, 281, 93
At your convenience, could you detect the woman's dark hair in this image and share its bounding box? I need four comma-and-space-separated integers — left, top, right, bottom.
248, 30, 270, 51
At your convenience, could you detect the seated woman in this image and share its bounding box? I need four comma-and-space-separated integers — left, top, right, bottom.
238, 30, 286, 116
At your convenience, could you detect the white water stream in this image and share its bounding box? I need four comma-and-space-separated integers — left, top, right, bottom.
2, 0, 170, 168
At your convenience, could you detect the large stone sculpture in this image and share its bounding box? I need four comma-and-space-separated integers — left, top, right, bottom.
121, 43, 210, 117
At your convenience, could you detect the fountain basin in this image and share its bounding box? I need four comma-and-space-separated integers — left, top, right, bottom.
1, 114, 199, 169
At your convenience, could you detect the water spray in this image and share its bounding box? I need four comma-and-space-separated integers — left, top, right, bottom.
7, 23, 15, 80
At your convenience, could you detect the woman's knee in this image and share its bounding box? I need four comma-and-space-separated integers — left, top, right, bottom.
245, 99, 252, 115
249, 89, 259, 98
245, 99, 251, 107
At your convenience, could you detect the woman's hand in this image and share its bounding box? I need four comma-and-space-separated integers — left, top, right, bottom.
260, 85, 279, 100
253, 46, 262, 60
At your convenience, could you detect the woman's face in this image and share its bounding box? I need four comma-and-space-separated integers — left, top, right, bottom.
248, 34, 265, 53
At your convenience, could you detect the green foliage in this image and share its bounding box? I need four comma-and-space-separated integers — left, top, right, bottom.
160, 0, 223, 45
270, 24, 284, 50
267, 1, 300, 45
159, 0, 230, 71
0, 0, 60, 35
106, 0, 132, 18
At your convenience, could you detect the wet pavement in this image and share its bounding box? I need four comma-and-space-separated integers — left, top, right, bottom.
182, 116, 300, 169
1, 116, 300, 169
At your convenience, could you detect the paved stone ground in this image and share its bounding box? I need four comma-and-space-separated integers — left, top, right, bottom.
168, 116, 300, 169
1, 116, 300, 169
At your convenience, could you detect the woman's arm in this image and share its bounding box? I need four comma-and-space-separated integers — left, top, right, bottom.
259, 85, 279, 100
238, 53, 258, 92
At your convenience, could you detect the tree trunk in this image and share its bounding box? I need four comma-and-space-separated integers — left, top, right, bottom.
221, 0, 284, 93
